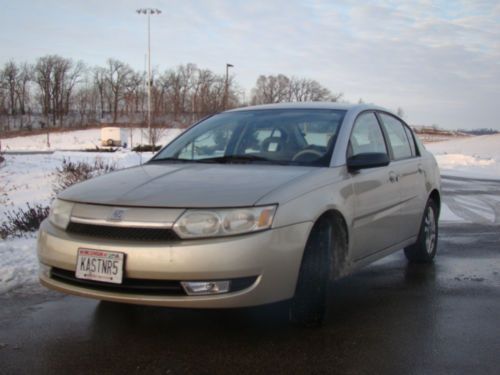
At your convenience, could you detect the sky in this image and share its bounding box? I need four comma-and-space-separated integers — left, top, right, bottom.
1, 0, 499, 130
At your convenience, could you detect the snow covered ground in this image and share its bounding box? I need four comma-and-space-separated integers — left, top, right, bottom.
0, 237, 39, 294
425, 135, 500, 225
0, 151, 161, 294
0, 129, 499, 294
425, 134, 500, 180
0, 151, 155, 220
0, 127, 183, 151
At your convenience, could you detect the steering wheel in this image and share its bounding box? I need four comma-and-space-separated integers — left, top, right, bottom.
292, 148, 323, 162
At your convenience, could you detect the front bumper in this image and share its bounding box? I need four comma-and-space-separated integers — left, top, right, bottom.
37, 220, 312, 308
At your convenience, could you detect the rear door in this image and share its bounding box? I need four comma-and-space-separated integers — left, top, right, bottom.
349, 112, 402, 260
378, 113, 427, 241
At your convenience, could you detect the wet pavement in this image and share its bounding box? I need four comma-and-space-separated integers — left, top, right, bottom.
0, 223, 499, 374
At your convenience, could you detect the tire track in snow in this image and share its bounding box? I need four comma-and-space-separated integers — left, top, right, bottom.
442, 176, 500, 225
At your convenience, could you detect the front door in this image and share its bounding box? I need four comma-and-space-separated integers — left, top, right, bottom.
378, 113, 427, 241
349, 112, 402, 260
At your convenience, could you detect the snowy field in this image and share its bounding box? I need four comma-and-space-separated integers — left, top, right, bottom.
425, 135, 500, 226
0, 127, 183, 151
425, 134, 500, 180
0, 129, 499, 294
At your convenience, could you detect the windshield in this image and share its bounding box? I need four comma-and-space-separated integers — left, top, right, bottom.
152, 109, 346, 166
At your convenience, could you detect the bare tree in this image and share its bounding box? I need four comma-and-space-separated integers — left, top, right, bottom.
93, 67, 108, 119
74, 74, 100, 127
251, 74, 291, 104
34, 55, 54, 128
15, 63, 33, 128
3, 56, 350, 135
1, 61, 18, 117
155, 64, 238, 126
251, 74, 342, 105
104, 59, 133, 123
289, 77, 341, 102
0, 62, 34, 130
33, 55, 83, 127
63, 61, 85, 127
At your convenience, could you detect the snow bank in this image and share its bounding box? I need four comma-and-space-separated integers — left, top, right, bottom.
0, 236, 38, 294
426, 134, 500, 180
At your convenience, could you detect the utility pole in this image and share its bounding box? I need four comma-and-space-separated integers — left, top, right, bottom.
136, 8, 161, 145
224, 63, 234, 110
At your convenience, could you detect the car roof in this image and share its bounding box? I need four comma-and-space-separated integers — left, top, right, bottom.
225, 101, 388, 113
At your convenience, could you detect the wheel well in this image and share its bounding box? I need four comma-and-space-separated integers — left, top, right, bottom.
429, 189, 441, 217
316, 210, 348, 242
314, 210, 349, 279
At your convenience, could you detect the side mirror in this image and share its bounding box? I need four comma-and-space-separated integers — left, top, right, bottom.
347, 152, 390, 171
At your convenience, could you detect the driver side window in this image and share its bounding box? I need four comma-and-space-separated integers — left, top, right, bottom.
349, 113, 387, 157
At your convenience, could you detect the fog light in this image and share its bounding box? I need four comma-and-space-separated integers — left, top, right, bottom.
181, 280, 230, 295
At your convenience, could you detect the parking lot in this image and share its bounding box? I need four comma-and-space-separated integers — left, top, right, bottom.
1, 221, 499, 375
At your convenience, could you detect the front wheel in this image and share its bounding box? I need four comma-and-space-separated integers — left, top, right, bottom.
289, 219, 332, 328
404, 199, 438, 263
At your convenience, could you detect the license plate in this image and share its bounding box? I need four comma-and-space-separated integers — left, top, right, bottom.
75, 248, 125, 284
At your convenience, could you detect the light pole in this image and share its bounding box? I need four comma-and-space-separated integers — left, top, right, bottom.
136, 8, 161, 146
224, 63, 234, 110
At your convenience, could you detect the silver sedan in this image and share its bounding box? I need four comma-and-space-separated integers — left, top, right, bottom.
38, 102, 441, 326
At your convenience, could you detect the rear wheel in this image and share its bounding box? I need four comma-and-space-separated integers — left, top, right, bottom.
289, 219, 332, 327
404, 199, 438, 263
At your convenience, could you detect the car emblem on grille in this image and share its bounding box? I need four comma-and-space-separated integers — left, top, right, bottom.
109, 208, 126, 222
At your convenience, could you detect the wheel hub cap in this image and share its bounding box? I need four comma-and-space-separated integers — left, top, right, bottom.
424, 208, 436, 254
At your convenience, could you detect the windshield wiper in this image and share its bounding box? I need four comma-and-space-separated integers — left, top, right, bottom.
196, 155, 282, 164
150, 155, 286, 165
149, 157, 195, 163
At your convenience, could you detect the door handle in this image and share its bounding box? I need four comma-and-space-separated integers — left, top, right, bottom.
418, 164, 424, 174
389, 171, 399, 183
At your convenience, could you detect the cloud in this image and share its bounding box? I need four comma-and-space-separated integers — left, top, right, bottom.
0, 0, 498, 129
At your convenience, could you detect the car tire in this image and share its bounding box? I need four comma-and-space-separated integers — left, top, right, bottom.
289, 218, 332, 328
404, 199, 438, 263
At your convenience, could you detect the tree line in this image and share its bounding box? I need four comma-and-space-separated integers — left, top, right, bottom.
0, 55, 342, 135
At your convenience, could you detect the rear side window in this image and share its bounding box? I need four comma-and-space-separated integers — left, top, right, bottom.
379, 113, 413, 160
349, 112, 387, 157
404, 126, 418, 156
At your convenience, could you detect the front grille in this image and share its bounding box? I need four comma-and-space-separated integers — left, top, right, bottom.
67, 222, 180, 242
50, 267, 258, 296
51, 267, 185, 295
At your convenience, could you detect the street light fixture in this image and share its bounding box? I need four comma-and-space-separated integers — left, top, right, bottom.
224, 63, 234, 110
136, 8, 162, 146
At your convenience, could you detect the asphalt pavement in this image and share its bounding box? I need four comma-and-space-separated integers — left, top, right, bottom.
0, 222, 499, 375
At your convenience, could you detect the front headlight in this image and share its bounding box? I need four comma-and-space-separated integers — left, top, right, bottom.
48, 199, 74, 230
173, 205, 277, 239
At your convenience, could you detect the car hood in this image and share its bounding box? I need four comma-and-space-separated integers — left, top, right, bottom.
58, 163, 316, 208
